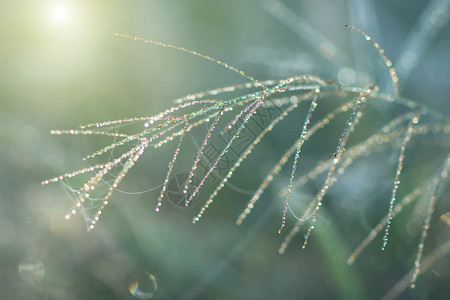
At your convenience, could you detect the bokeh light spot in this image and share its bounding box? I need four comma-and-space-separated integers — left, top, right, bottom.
128, 272, 157, 299
50, 4, 71, 23
18, 258, 45, 284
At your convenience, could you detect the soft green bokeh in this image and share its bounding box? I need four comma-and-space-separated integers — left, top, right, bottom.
1, 0, 449, 299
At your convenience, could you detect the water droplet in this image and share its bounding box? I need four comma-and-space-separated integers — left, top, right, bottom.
128, 272, 157, 299
18, 258, 45, 284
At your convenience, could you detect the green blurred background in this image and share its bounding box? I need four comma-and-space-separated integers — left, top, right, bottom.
1, 0, 450, 299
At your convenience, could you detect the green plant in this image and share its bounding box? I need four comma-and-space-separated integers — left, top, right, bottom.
42, 12, 450, 300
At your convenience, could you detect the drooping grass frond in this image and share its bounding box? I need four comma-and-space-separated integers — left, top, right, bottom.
345, 25, 400, 95
42, 26, 450, 299
279, 92, 318, 234
410, 153, 450, 287
383, 230, 450, 300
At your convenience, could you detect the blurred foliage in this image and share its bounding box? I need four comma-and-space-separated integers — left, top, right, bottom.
1, 0, 450, 299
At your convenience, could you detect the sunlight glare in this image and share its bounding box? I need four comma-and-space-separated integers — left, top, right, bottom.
49, 3, 71, 24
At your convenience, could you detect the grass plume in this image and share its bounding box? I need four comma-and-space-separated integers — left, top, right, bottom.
43, 21, 450, 299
